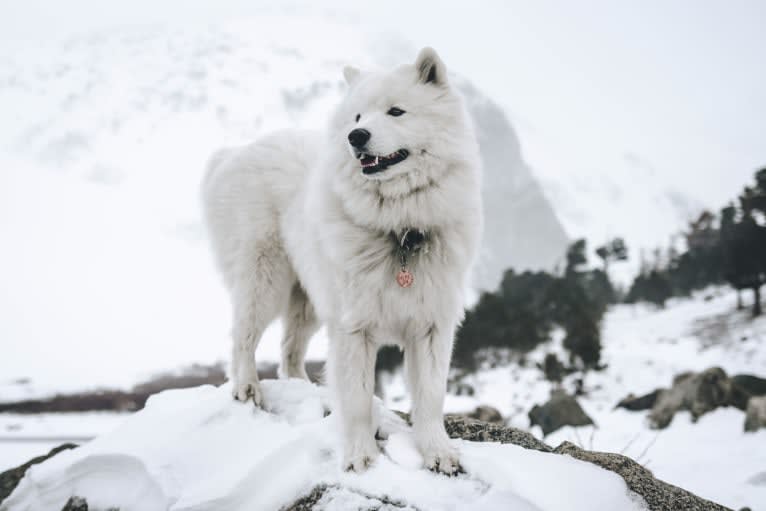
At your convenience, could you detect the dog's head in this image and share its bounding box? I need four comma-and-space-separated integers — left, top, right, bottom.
333, 48, 471, 184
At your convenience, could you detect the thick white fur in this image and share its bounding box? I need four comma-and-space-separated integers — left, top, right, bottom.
201, 48, 482, 474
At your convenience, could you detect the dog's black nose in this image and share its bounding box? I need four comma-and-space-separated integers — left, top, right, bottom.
348, 128, 371, 148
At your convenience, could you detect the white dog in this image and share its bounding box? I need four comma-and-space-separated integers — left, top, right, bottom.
202, 48, 482, 474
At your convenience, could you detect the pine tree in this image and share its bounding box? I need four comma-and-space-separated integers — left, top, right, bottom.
595, 238, 628, 272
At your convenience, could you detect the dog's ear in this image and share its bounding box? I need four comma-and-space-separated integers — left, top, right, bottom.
343, 66, 361, 85
415, 47, 447, 86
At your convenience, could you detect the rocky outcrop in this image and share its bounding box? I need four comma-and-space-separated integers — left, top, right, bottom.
744, 396, 766, 432
616, 368, 766, 431
528, 390, 594, 435
0, 444, 77, 503
729, 374, 766, 410
554, 442, 730, 511
616, 390, 661, 411
1, 414, 732, 511
60, 497, 88, 511
461, 405, 504, 424
649, 367, 731, 428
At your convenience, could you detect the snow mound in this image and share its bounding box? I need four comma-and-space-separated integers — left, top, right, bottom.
3, 380, 646, 511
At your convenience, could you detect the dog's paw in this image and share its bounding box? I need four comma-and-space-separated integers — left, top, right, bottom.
343, 437, 380, 473
232, 379, 263, 407
422, 443, 462, 476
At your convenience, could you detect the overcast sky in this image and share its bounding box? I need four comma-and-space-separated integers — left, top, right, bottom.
2, 0, 765, 208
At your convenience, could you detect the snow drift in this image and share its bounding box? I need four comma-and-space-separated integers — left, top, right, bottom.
2, 380, 647, 511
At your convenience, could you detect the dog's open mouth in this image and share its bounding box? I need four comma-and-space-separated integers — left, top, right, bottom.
356, 149, 409, 175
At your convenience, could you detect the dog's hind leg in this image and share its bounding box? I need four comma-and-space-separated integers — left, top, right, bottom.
279, 282, 319, 380
230, 240, 293, 407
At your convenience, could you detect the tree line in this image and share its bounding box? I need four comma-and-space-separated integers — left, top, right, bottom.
452, 239, 614, 369
627, 168, 766, 316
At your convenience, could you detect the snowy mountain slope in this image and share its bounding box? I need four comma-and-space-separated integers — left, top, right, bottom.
460, 81, 569, 287
379, 288, 766, 509
1, 380, 648, 511
514, 118, 705, 282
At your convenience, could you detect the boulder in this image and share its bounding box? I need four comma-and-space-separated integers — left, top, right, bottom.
528, 389, 594, 435
729, 374, 766, 410
554, 442, 730, 511
463, 405, 504, 424
744, 396, 766, 432
0, 443, 77, 503
616, 389, 661, 411
60, 497, 88, 511
540, 352, 566, 383
649, 367, 731, 429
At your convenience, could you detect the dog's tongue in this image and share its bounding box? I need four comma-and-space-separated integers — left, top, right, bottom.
361, 155, 378, 167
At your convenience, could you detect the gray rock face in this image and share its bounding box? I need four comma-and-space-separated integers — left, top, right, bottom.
60, 496, 88, 511
554, 442, 731, 511
649, 367, 731, 429
458, 80, 570, 291
729, 374, 766, 410
461, 405, 504, 424
744, 396, 766, 432
0, 444, 77, 504
528, 390, 595, 436
616, 390, 661, 411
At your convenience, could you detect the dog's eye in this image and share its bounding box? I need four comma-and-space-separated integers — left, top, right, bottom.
355, 113, 361, 122
387, 107, 406, 117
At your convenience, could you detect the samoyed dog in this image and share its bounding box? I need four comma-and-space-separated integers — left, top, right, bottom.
202, 48, 482, 474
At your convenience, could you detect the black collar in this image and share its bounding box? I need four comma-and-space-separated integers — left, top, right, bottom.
391, 228, 427, 253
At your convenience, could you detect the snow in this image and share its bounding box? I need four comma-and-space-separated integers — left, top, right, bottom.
0, 4, 764, 509
0, 412, 126, 470
2, 290, 764, 508
2, 380, 646, 511
381, 288, 766, 510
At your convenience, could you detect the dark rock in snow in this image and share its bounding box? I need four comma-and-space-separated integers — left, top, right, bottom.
729, 374, 766, 410
540, 352, 566, 384
554, 442, 731, 511
442, 414, 551, 452
744, 396, 766, 432
0, 443, 77, 503
528, 390, 594, 435
463, 405, 504, 424
649, 367, 731, 429
285, 485, 331, 511
61, 496, 88, 511
616, 390, 661, 411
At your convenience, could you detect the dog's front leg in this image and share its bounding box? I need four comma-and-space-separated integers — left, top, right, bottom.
406, 325, 461, 475
328, 325, 379, 472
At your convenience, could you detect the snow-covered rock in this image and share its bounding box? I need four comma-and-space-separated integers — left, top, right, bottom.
744, 396, 766, 433
0, 380, 660, 511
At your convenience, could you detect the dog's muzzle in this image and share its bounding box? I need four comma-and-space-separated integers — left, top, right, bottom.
355, 149, 410, 175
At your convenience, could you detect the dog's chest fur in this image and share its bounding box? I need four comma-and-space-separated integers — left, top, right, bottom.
333, 224, 463, 343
